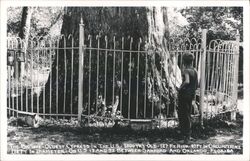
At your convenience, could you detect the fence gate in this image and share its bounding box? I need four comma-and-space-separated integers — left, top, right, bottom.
7, 20, 240, 128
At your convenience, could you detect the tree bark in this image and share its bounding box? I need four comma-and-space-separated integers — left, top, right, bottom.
42, 7, 181, 119
16, 7, 33, 78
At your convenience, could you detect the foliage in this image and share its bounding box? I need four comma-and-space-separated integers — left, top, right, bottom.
7, 7, 243, 41
180, 7, 243, 42
7, 7, 23, 36
30, 7, 63, 37
167, 7, 189, 36
7, 7, 63, 37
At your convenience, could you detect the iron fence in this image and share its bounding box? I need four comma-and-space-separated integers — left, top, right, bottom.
7, 20, 240, 127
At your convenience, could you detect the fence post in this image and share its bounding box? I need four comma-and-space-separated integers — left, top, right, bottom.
231, 30, 240, 121
78, 17, 84, 123
8, 66, 11, 116
199, 29, 207, 126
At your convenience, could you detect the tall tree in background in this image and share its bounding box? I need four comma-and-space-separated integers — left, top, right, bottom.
19, 7, 33, 40
14, 7, 34, 78
43, 7, 181, 118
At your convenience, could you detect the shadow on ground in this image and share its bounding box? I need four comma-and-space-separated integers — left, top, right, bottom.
7, 113, 243, 154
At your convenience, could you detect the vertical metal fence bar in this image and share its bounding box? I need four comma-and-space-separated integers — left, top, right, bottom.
15, 43, 19, 117
7, 39, 9, 116
224, 51, 229, 101
128, 38, 133, 119
195, 44, 199, 68
120, 37, 124, 114
63, 37, 67, 118
210, 46, 216, 93
173, 50, 177, 118
220, 50, 224, 94
214, 49, 220, 116
37, 45, 40, 114
25, 46, 28, 113
8, 40, 11, 115
11, 42, 14, 116
221, 51, 226, 114
232, 46, 235, 98
227, 47, 231, 98
231, 52, 234, 97
227, 55, 232, 96
227, 52, 230, 98
104, 36, 108, 106
226, 47, 230, 98
56, 39, 59, 119
9, 41, 11, 115
215, 45, 221, 94
199, 29, 207, 125
49, 41, 52, 118
88, 35, 92, 115
112, 36, 116, 105
219, 51, 223, 92
218, 50, 225, 115
20, 41, 23, 113
218, 48, 224, 113
214, 45, 220, 94
96, 35, 100, 112
151, 52, 155, 119
213, 45, 219, 105
78, 18, 84, 122
229, 53, 234, 97
207, 50, 211, 91
136, 38, 141, 119
228, 53, 232, 98
31, 41, 34, 113
12, 41, 16, 116
224, 50, 228, 103
229, 51, 234, 98
214, 50, 221, 118
222, 50, 226, 94
8, 63, 11, 116
227, 53, 231, 98
16, 59, 19, 116
230, 48, 233, 98
212, 46, 217, 94
233, 31, 240, 105
229, 46, 234, 97
43, 46, 46, 117
207, 51, 211, 118
143, 49, 148, 118
71, 37, 74, 116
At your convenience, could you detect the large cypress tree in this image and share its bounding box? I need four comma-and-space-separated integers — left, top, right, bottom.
42, 7, 182, 119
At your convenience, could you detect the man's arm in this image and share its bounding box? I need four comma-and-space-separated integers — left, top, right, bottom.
195, 69, 198, 90
179, 71, 190, 91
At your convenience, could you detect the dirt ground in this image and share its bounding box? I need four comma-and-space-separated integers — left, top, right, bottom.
7, 113, 243, 155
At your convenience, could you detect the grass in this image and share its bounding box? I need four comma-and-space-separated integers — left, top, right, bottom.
7, 113, 243, 154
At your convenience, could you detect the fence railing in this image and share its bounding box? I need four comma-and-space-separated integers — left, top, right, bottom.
7, 20, 240, 127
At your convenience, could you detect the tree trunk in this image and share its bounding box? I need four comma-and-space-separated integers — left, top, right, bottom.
16, 7, 33, 78
42, 7, 181, 119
